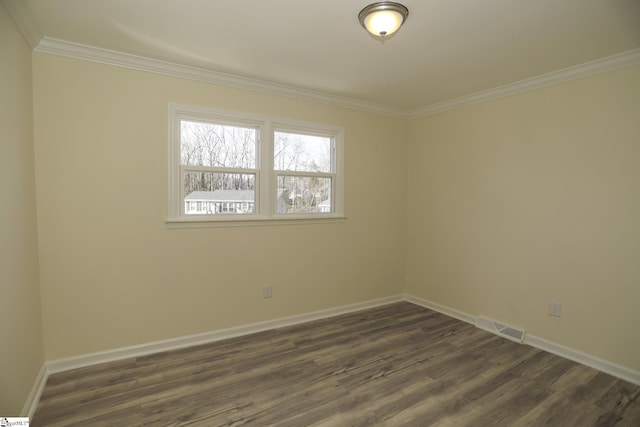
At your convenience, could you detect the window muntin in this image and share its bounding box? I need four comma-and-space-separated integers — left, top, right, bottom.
168, 104, 344, 224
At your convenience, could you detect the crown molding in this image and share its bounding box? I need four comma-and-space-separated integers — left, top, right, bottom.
33, 37, 410, 119
12, 5, 636, 121
2, 0, 42, 48
33, 37, 640, 120
409, 48, 640, 118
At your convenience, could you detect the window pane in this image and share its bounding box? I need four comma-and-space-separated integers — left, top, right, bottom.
184, 172, 255, 215
274, 131, 331, 173
181, 120, 257, 168
277, 176, 332, 214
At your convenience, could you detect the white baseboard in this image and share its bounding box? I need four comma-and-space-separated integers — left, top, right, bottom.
26, 294, 402, 415
525, 335, 640, 386
403, 293, 640, 386
21, 363, 47, 418
46, 294, 404, 375
25, 292, 640, 416
403, 293, 477, 325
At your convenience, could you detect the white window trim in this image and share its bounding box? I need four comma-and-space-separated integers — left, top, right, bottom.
167, 103, 345, 228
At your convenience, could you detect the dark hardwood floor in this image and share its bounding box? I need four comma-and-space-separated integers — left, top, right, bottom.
32, 302, 640, 426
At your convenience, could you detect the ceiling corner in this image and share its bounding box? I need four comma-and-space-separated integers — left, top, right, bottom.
2, 0, 42, 48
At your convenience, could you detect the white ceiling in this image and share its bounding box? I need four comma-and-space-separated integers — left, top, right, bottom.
6, 0, 640, 114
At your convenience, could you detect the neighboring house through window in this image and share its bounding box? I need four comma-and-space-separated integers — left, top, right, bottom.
184, 190, 256, 214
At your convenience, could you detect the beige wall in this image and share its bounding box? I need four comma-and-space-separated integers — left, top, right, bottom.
0, 4, 44, 415
406, 65, 640, 371
32, 53, 408, 360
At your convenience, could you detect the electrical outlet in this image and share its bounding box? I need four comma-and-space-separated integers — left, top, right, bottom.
549, 301, 561, 317
263, 285, 272, 299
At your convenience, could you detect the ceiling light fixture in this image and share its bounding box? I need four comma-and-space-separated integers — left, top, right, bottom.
358, 2, 409, 41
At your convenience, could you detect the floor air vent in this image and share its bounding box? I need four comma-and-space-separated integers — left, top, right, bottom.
475, 316, 526, 343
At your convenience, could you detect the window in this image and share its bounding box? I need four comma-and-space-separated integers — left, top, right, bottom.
168, 104, 344, 226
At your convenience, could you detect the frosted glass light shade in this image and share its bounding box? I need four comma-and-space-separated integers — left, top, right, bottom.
359, 2, 409, 39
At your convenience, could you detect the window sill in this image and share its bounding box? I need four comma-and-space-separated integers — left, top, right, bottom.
166, 215, 347, 229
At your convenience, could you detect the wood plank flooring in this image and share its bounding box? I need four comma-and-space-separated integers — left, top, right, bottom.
32, 302, 640, 426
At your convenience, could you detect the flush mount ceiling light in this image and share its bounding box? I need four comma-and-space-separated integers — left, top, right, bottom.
358, 2, 409, 40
